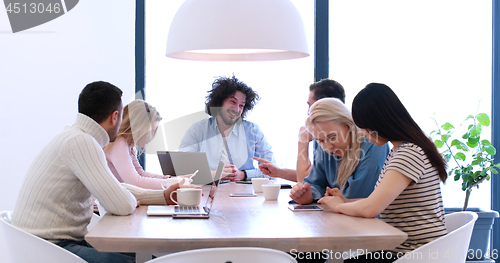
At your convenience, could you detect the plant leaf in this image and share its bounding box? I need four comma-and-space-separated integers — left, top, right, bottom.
442, 122, 454, 130
443, 153, 452, 162
485, 145, 497, 156
465, 115, 475, 121
467, 137, 479, 147
455, 152, 466, 161
462, 173, 470, 181
476, 113, 490, 126
451, 139, 469, 151
475, 123, 482, 135
470, 123, 482, 137
482, 139, 492, 146
434, 140, 444, 148
441, 134, 451, 143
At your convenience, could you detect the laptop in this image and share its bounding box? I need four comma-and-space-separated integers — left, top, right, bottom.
146, 158, 224, 218
157, 151, 213, 185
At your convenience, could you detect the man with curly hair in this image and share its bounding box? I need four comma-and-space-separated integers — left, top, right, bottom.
179, 75, 275, 181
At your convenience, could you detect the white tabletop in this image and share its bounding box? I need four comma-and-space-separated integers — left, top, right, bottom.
85, 180, 407, 261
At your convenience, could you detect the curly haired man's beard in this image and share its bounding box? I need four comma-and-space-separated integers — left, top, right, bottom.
220, 109, 240, 125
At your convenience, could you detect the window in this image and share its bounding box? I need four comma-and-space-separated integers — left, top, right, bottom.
329, 0, 492, 209
144, 0, 492, 210
144, 1, 314, 174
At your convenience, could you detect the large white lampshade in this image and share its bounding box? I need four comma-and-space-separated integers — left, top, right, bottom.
166, 0, 309, 61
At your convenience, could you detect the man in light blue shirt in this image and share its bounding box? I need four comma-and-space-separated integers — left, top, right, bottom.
179, 76, 274, 181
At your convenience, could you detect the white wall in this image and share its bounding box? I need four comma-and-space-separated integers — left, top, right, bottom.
0, 1, 136, 256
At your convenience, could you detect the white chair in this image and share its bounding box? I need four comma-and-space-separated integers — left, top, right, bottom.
87, 212, 101, 231
145, 247, 297, 263
394, 211, 478, 262
0, 211, 87, 263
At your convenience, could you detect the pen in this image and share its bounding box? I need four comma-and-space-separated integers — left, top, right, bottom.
189, 170, 199, 179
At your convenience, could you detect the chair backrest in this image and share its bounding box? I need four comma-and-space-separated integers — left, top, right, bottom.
394, 211, 478, 263
145, 247, 297, 263
0, 211, 87, 263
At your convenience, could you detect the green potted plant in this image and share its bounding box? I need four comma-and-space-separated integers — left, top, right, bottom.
431, 112, 499, 262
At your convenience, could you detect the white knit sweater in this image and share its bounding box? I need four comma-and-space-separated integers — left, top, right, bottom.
11, 114, 163, 241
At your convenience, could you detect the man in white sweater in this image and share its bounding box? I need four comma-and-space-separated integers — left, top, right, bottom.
12, 81, 186, 263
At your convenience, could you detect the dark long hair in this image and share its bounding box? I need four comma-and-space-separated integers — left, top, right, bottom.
352, 83, 447, 182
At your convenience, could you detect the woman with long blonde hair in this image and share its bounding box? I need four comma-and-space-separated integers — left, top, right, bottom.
105, 99, 188, 190
290, 98, 389, 205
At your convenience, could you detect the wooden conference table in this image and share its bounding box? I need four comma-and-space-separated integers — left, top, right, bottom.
86, 180, 407, 262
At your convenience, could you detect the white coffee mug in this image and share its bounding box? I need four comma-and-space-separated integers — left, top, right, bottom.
251, 178, 269, 193
262, 184, 281, 200
170, 188, 202, 206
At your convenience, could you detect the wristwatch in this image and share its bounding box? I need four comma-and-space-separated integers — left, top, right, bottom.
242, 170, 247, 181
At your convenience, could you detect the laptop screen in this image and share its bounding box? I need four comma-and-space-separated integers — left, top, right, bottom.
157, 151, 213, 185
204, 159, 225, 213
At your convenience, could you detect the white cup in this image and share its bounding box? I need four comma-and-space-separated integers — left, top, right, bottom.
251, 178, 269, 193
164, 177, 189, 189
262, 184, 281, 200
170, 188, 202, 206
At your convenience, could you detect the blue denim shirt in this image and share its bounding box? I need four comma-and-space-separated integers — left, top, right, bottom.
304, 137, 390, 200
179, 117, 275, 179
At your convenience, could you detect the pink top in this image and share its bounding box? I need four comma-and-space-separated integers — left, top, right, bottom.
104, 136, 169, 190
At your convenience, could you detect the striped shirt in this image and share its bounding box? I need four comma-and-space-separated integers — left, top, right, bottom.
376, 142, 447, 253
12, 114, 141, 241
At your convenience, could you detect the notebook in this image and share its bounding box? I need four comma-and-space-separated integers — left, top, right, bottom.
157, 151, 213, 185
146, 158, 224, 217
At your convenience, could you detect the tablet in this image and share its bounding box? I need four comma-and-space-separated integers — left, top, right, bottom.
229, 193, 257, 197
235, 180, 252, 184
172, 213, 210, 219
236, 181, 292, 189
288, 205, 323, 212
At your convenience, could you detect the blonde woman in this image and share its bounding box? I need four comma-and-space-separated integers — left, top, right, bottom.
290, 98, 389, 204
105, 99, 189, 190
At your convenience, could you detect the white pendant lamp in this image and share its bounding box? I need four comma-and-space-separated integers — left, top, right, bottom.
166, 0, 309, 61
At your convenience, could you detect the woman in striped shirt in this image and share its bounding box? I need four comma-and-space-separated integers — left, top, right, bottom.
319, 83, 448, 262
